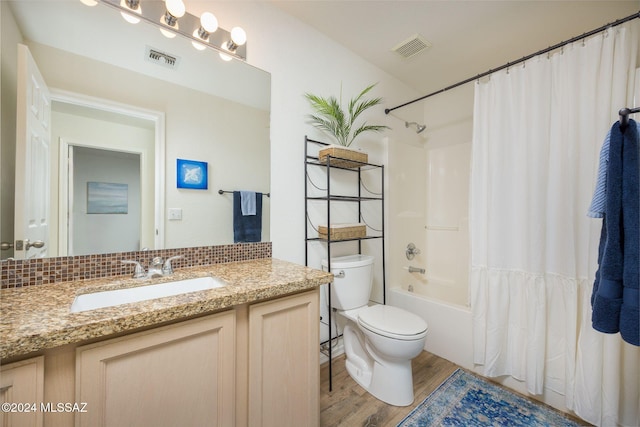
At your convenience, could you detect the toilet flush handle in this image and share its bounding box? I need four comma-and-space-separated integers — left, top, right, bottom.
322, 265, 345, 278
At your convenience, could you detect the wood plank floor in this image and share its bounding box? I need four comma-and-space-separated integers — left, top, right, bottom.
320, 351, 457, 426
320, 351, 590, 427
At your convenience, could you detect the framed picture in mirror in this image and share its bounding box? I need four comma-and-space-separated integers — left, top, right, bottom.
87, 182, 129, 214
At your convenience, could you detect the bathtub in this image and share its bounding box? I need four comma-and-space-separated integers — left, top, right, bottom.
388, 282, 582, 416
387, 282, 474, 369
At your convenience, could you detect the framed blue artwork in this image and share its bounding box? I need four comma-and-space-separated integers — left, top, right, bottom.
177, 159, 208, 189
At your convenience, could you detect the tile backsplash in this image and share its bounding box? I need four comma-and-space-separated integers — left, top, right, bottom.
1, 242, 272, 289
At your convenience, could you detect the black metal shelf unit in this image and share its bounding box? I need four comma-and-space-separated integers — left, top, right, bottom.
304, 136, 386, 391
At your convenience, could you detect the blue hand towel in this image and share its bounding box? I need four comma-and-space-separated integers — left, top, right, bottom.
233, 191, 262, 243
592, 119, 639, 346
240, 191, 256, 216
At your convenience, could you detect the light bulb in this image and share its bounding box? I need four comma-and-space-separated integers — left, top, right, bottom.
200, 12, 218, 33
230, 27, 247, 46
80, 0, 98, 6
162, 0, 184, 30
193, 12, 217, 47
165, 0, 185, 19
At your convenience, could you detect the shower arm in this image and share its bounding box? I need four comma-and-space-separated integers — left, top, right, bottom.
405, 121, 426, 134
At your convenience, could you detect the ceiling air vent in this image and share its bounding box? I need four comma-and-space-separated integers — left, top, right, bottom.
145, 46, 180, 69
392, 34, 431, 59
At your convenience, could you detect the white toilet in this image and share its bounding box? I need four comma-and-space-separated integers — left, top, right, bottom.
322, 254, 428, 406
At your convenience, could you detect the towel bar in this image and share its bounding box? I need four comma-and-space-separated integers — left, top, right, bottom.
218, 190, 270, 197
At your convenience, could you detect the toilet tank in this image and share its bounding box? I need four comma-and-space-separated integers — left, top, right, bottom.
321, 254, 374, 310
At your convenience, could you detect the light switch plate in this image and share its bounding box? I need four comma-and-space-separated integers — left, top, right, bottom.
168, 208, 182, 220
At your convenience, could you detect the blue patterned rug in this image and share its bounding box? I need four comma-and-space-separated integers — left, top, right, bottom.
397, 369, 583, 426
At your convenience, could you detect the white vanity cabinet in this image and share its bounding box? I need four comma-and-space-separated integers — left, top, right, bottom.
75, 311, 236, 427
0, 356, 45, 427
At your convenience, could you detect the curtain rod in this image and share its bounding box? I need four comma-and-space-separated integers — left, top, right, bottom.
385, 11, 640, 115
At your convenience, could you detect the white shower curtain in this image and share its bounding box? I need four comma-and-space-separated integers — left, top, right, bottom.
470, 21, 639, 427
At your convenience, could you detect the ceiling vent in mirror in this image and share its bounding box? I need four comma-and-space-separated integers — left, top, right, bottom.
392, 34, 431, 59
145, 46, 181, 69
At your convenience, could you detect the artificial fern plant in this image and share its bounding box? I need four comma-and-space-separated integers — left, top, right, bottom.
304, 83, 390, 147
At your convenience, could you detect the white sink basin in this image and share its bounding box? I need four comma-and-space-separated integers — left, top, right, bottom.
70, 276, 227, 313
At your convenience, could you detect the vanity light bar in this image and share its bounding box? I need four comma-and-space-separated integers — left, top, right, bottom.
96, 0, 247, 61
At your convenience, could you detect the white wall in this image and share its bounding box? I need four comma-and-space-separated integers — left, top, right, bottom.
185, 1, 421, 267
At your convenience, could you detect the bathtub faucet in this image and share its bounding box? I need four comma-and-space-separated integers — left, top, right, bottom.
408, 266, 425, 274
405, 243, 421, 260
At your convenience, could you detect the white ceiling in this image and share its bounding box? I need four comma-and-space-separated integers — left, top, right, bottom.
271, 1, 639, 100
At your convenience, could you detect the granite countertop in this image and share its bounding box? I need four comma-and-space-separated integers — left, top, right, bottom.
0, 258, 333, 360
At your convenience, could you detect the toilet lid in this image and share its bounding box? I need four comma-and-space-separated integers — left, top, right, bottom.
358, 305, 428, 339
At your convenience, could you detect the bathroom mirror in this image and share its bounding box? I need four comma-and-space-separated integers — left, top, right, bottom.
1, 0, 271, 260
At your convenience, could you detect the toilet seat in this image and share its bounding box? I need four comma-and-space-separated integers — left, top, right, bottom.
357, 305, 428, 341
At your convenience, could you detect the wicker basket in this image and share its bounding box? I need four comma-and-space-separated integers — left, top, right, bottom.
318, 223, 366, 241
318, 146, 368, 169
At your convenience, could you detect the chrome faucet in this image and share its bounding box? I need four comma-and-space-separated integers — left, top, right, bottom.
408, 266, 426, 274
122, 256, 183, 279
121, 260, 146, 279
147, 257, 165, 278
162, 255, 183, 275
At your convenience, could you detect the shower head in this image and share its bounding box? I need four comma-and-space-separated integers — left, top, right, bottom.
405, 121, 426, 134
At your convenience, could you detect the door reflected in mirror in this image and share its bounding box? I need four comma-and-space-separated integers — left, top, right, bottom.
1, 0, 271, 261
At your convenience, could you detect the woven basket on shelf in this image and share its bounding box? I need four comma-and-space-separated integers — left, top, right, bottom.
318, 224, 366, 241
318, 146, 368, 169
